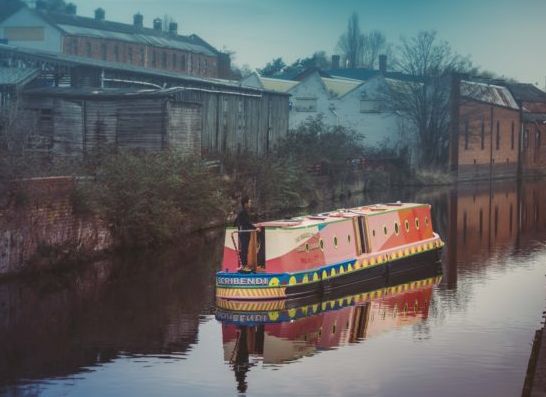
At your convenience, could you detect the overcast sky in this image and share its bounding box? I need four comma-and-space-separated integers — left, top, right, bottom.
73, 0, 546, 87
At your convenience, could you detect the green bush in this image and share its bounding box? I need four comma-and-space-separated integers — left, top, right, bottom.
84, 150, 228, 248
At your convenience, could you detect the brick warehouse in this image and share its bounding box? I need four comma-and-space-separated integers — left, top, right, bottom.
0, 3, 231, 79
507, 83, 546, 177
450, 78, 521, 181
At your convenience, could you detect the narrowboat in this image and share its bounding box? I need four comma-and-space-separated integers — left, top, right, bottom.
216, 202, 444, 300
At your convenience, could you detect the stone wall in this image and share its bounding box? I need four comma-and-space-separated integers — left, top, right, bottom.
0, 177, 112, 275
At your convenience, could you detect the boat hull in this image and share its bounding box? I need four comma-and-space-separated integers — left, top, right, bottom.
216, 244, 443, 300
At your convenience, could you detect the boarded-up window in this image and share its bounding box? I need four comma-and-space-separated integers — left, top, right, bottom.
4, 26, 45, 41
360, 100, 382, 113
294, 98, 317, 112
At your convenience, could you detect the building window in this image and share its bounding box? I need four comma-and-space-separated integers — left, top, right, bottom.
86, 42, 92, 57
496, 121, 500, 150
128, 47, 133, 63
181, 54, 186, 71
360, 100, 382, 113
405, 220, 410, 232
415, 218, 420, 230
481, 118, 485, 150
524, 129, 529, 149
294, 98, 317, 112
333, 236, 338, 248
114, 44, 120, 62
464, 120, 469, 150
152, 51, 157, 67
383, 225, 388, 235
101, 43, 107, 60
537, 130, 542, 149
394, 222, 400, 235
140, 47, 145, 65
172, 53, 177, 69
162, 52, 167, 68
511, 122, 515, 150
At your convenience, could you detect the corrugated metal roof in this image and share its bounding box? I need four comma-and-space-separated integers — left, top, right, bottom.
461, 80, 519, 109
258, 77, 298, 93
0, 44, 288, 96
506, 83, 546, 103
321, 76, 362, 97
57, 24, 214, 56
0, 66, 39, 86
39, 10, 217, 56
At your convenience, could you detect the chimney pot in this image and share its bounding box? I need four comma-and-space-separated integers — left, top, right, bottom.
379, 54, 387, 74
168, 22, 178, 35
331, 55, 340, 69
153, 18, 162, 31
94, 8, 105, 21
133, 13, 143, 28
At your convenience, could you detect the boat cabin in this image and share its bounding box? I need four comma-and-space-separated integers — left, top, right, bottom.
223, 203, 436, 274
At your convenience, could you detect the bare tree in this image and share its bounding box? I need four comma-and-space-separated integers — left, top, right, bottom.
337, 12, 364, 68
362, 30, 387, 69
382, 31, 471, 168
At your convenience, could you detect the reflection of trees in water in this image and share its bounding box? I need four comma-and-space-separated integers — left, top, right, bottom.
0, 230, 224, 387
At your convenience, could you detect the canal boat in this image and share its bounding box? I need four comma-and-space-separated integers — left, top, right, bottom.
216, 202, 444, 300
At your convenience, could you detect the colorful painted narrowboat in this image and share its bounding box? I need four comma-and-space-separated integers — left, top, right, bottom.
216, 202, 444, 300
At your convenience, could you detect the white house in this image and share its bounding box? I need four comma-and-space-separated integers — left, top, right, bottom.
241, 71, 416, 153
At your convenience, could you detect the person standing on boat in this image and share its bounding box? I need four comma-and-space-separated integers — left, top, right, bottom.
234, 196, 257, 271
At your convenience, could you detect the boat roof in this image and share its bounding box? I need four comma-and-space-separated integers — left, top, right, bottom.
257, 202, 428, 229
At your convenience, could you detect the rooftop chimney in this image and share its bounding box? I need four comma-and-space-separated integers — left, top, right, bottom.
331, 55, 340, 69
153, 18, 162, 31
65, 3, 77, 15
94, 8, 105, 21
168, 22, 178, 35
133, 13, 143, 28
379, 54, 387, 74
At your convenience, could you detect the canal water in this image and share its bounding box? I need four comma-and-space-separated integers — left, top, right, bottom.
1, 179, 545, 397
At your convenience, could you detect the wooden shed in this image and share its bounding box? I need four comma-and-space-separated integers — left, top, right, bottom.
20, 85, 288, 159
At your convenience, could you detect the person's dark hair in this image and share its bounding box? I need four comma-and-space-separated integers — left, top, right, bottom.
241, 195, 250, 208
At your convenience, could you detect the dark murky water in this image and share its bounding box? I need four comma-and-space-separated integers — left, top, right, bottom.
1, 179, 546, 397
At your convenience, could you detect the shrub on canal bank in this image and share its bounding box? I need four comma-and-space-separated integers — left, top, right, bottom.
83, 151, 228, 248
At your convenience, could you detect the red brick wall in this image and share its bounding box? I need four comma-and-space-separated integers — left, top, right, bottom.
521, 121, 546, 175
0, 177, 112, 275
458, 101, 520, 166
62, 35, 219, 78
456, 99, 519, 179
522, 101, 546, 113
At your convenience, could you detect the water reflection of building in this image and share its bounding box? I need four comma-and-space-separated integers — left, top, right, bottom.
0, 231, 223, 387
443, 179, 546, 288
218, 267, 441, 391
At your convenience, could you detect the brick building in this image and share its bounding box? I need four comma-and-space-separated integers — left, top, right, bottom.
450, 79, 520, 180
506, 83, 546, 176
0, 4, 231, 79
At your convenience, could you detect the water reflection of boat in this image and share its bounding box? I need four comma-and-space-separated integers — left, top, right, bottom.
217, 263, 442, 393
217, 203, 444, 300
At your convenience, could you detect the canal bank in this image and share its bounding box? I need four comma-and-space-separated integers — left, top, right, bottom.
523, 298, 546, 397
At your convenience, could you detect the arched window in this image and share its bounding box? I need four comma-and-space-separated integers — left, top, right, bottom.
394, 222, 400, 235
415, 218, 420, 230
405, 219, 410, 232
